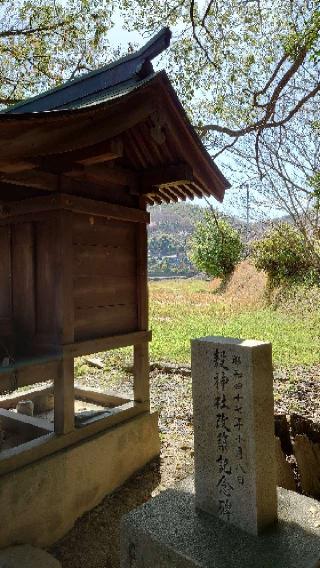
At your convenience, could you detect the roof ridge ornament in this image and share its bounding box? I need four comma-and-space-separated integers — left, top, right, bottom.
5, 27, 172, 114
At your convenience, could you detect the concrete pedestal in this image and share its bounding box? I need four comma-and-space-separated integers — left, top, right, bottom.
0, 411, 160, 548
120, 478, 320, 568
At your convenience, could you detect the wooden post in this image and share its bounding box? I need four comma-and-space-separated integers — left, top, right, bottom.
134, 343, 149, 403
134, 198, 149, 407
54, 210, 75, 434
54, 356, 75, 434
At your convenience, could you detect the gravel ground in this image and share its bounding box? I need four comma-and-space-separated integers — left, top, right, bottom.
51, 363, 320, 568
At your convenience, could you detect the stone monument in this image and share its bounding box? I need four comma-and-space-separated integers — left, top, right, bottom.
192, 337, 277, 535
121, 336, 320, 568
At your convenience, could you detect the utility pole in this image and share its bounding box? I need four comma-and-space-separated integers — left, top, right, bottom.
246, 183, 250, 243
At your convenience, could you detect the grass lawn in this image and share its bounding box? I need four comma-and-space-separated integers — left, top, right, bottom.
149, 279, 320, 367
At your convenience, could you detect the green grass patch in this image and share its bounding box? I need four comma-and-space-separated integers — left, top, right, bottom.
149, 279, 320, 366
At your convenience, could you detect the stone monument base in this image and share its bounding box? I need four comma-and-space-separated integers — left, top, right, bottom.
120, 477, 320, 568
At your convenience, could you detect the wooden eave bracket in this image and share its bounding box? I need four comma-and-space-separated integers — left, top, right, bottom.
0, 160, 195, 202
137, 162, 194, 195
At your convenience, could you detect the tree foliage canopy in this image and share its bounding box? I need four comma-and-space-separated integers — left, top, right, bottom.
189, 213, 243, 278
252, 222, 320, 286
0, 0, 115, 105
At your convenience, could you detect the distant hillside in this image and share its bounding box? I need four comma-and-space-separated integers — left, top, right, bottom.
148, 203, 203, 277
148, 203, 287, 277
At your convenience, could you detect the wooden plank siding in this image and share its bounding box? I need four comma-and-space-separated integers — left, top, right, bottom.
0, 226, 13, 359
9, 214, 74, 356
72, 213, 138, 341
74, 277, 136, 308
35, 218, 58, 336
0, 226, 11, 319
12, 222, 36, 355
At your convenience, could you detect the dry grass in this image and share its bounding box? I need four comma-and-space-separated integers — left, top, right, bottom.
224, 260, 268, 307
209, 260, 268, 309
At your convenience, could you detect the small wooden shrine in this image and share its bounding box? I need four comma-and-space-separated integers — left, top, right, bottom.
0, 28, 229, 547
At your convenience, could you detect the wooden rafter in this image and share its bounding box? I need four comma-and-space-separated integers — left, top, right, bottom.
139, 162, 193, 192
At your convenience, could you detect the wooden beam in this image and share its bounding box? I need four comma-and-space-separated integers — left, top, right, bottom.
54, 357, 74, 435
0, 408, 53, 436
148, 193, 162, 205
159, 186, 178, 203
0, 161, 37, 174
64, 163, 138, 189
74, 386, 130, 408
183, 182, 202, 198
0, 401, 148, 476
0, 331, 152, 394
139, 162, 194, 193
73, 137, 123, 165
155, 188, 171, 204
178, 184, 194, 200
62, 194, 150, 223
63, 330, 152, 358
167, 185, 187, 201
0, 170, 58, 192
0, 385, 53, 410
0, 161, 193, 200
40, 138, 124, 171
0, 194, 149, 224
0, 358, 60, 395
0, 166, 136, 194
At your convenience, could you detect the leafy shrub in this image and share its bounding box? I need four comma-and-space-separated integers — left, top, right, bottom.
251, 222, 320, 287
189, 213, 243, 279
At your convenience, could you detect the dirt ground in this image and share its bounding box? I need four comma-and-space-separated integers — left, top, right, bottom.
50, 363, 320, 568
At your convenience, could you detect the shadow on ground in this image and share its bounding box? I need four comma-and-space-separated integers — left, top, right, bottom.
50, 457, 161, 568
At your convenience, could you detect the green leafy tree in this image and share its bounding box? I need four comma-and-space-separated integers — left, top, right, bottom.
118, 1, 320, 252
0, 0, 115, 105
189, 213, 243, 278
251, 223, 320, 287
118, 2, 319, 148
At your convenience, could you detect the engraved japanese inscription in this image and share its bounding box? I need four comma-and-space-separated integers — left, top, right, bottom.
192, 337, 277, 535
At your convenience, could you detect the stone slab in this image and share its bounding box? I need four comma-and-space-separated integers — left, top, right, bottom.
192, 336, 277, 534
0, 545, 61, 567
0, 411, 160, 549
120, 478, 320, 568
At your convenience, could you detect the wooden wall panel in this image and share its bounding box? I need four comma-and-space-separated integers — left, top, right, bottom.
0, 226, 11, 319
12, 222, 36, 354
73, 244, 135, 277
35, 218, 58, 337
73, 214, 135, 247
74, 276, 136, 308
75, 304, 137, 341
72, 213, 138, 341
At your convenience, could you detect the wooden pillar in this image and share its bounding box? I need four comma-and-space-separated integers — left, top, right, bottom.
134, 199, 149, 407
134, 343, 149, 403
54, 356, 75, 434
54, 210, 75, 434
